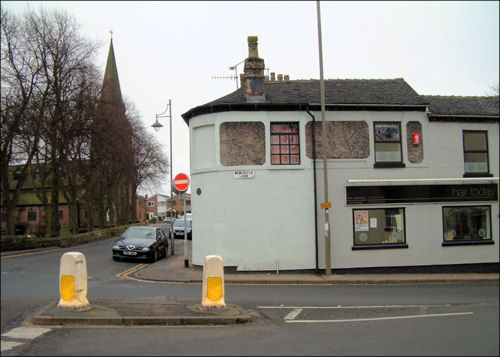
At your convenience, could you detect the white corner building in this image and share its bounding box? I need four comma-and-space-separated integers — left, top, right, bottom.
182, 36, 499, 272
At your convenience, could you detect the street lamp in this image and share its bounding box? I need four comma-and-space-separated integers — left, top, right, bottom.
153, 99, 174, 256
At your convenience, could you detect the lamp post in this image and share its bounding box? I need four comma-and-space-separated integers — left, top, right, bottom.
153, 99, 175, 256
316, 0, 332, 275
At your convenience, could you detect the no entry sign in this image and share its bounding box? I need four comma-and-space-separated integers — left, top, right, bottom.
174, 173, 190, 192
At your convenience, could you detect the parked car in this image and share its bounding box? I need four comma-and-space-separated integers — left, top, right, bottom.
173, 218, 192, 240
163, 217, 176, 224
112, 226, 168, 262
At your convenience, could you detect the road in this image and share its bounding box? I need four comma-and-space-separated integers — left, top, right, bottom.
1, 237, 498, 356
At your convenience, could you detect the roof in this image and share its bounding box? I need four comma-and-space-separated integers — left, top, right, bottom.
422, 95, 499, 120
182, 78, 499, 123
182, 78, 428, 122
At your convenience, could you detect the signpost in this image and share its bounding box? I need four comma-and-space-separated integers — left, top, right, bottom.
174, 173, 190, 268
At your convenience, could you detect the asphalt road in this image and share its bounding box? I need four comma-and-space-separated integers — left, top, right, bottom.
1, 238, 498, 356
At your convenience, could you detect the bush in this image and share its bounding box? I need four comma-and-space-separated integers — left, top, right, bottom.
0, 224, 136, 252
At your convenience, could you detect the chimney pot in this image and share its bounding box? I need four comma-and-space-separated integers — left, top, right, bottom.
278, 74, 283, 81
247, 36, 259, 58
270, 72, 275, 81
284, 74, 289, 81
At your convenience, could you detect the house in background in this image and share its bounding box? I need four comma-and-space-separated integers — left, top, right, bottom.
143, 193, 191, 221
182, 36, 499, 272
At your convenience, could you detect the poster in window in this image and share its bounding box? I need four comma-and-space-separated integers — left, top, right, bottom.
354, 211, 369, 231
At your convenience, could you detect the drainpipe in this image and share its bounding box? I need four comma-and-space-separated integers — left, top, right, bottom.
306, 105, 319, 273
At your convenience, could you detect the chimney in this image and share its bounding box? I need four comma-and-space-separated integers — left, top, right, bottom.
243, 36, 266, 103
270, 72, 276, 81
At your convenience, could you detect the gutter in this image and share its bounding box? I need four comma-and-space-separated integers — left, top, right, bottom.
305, 105, 319, 273
182, 102, 428, 124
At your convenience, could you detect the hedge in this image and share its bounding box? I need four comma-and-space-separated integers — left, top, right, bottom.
0, 224, 138, 251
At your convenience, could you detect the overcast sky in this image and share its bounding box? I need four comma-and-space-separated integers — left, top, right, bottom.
2, 1, 499, 195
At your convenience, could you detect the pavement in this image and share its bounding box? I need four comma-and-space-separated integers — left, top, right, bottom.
5, 239, 497, 328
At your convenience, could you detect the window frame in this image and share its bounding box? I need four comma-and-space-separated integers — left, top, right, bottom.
442, 205, 494, 246
270, 122, 301, 165
462, 130, 492, 177
352, 207, 408, 250
373, 122, 405, 168
28, 210, 37, 221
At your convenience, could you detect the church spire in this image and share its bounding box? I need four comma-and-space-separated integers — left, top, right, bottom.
102, 36, 123, 105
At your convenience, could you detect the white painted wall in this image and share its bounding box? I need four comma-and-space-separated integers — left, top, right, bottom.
189, 110, 499, 271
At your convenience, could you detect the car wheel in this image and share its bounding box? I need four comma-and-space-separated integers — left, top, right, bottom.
150, 250, 158, 263
164, 246, 168, 258
113, 256, 120, 261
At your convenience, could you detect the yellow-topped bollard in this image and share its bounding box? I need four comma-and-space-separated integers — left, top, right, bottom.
57, 252, 90, 309
201, 255, 225, 308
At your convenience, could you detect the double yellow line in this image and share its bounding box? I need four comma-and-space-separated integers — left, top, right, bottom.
116, 263, 149, 280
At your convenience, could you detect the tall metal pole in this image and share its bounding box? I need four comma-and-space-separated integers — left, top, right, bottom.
183, 193, 188, 267
168, 99, 175, 256
316, 0, 332, 275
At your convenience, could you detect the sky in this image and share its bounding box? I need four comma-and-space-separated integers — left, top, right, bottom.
2, 1, 499, 196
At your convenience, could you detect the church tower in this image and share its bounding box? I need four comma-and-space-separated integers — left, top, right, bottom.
91, 36, 136, 227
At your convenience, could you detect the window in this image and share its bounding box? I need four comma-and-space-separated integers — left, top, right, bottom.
28, 210, 37, 221
147, 201, 155, 207
13, 169, 22, 180
352, 208, 407, 249
442, 206, 493, 245
463, 131, 491, 177
374, 122, 404, 168
271, 122, 300, 165
220, 122, 265, 166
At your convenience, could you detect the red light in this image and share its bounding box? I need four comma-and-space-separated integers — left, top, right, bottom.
412, 133, 421, 145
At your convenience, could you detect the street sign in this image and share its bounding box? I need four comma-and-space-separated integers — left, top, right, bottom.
174, 173, 190, 192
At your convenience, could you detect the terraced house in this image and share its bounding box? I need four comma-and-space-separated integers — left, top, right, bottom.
182, 36, 499, 272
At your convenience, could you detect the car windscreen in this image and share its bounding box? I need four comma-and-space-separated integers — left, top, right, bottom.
174, 220, 191, 227
123, 227, 155, 239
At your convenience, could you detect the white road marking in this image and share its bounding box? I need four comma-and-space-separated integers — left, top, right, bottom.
258, 304, 452, 309
2, 326, 51, 339
284, 308, 303, 320
1, 341, 24, 352
285, 311, 473, 323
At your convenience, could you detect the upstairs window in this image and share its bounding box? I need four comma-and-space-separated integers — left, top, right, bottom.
374, 122, 404, 168
463, 131, 491, 177
271, 122, 300, 165
147, 201, 155, 207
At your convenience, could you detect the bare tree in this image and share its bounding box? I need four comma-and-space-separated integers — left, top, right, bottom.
126, 99, 169, 195
22, 7, 100, 236
1, 9, 44, 235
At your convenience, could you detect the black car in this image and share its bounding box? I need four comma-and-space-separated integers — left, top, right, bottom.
112, 226, 168, 262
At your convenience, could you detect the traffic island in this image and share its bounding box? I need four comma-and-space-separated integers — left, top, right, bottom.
31, 302, 260, 327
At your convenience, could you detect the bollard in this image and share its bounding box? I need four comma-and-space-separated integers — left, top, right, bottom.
201, 255, 225, 308
57, 252, 90, 309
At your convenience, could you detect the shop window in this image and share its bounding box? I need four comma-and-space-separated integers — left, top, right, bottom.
28, 210, 37, 221
352, 208, 407, 249
463, 131, 491, 177
271, 122, 300, 165
374, 122, 405, 168
442, 206, 493, 246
